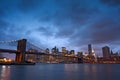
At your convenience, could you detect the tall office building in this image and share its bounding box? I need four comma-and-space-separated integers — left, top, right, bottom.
45, 48, 50, 54
88, 44, 92, 55
62, 47, 67, 54
102, 46, 111, 58
70, 50, 75, 56
51, 46, 58, 54
77, 52, 83, 58
88, 44, 96, 58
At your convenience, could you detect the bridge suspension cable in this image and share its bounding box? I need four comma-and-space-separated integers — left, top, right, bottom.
0, 39, 45, 53
0, 39, 18, 44
0, 39, 19, 50
26, 41, 45, 53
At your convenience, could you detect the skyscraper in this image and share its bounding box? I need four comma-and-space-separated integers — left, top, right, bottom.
102, 46, 111, 58
88, 44, 92, 55
62, 47, 67, 54
70, 50, 75, 56
51, 46, 57, 54
45, 48, 50, 54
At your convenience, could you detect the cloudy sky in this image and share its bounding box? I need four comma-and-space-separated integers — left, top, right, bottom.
0, 0, 120, 56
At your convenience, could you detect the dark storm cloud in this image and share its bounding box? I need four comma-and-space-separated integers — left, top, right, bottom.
90, 18, 120, 43
38, 0, 100, 39
100, 0, 120, 5
0, 0, 6, 17
0, 19, 10, 38
19, 0, 45, 13
40, 0, 99, 24
70, 16, 120, 46
36, 26, 55, 36
0, 19, 24, 41
0, 9, 5, 17
53, 0, 120, 46
39, 1, 120, 45
0, 19, 9, 28
0, 0, 18, 15
0, 0, 120, 53
35, 0, 120, 49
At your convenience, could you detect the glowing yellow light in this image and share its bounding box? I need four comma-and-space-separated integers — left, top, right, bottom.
3, 58, 7, 62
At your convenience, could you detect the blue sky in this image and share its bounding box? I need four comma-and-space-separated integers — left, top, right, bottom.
0, 0, 120, 56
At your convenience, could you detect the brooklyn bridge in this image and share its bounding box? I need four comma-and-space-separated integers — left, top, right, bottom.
0, 39, 82, 64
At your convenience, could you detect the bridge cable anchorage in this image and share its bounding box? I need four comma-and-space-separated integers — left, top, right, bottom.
26, 41, 45, 53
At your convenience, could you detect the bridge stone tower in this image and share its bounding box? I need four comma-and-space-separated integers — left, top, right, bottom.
15, 39, 27, 63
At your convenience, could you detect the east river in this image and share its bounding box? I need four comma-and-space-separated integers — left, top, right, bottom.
0, 63, 120, 80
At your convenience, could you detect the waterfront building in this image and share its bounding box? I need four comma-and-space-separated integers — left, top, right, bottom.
51, 46, 59, 54
62, 47, 67, 54
91, 49, 96, 58
51, 48, 55, 54
102, 46, 111, 58
83, 52, 89, 57
45, 48, 50, 54
88, 44, 92, 56
56, 48, 59, 54
77, 52, 83, 58
88, 44, 96, 58
26, 48, 37, 62
70, 50, 75, 56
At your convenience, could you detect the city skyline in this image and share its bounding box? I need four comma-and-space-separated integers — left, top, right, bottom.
0, 0, 120, 56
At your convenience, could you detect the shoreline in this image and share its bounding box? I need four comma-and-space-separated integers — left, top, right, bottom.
0, 62, 35, 65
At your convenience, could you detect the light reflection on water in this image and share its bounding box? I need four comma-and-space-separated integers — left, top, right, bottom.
0, 65, 11, 80
0, 64, 120, 80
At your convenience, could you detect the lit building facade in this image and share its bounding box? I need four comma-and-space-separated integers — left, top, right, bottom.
77, 52, 83, 58
70, 50, 75, 56
62, 47, 67, 54
51, 46, 59, 54
88, 44, 96, 58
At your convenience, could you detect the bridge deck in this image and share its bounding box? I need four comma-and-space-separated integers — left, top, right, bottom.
0, 49, 19, 53
0, 48, 79, 58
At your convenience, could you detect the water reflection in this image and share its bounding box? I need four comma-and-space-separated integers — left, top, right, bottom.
63, 64, 115, 80
64, 64, 79, 71
83, 64, 97, 80
83, 64, 113, 80
0, 64, 119, 80
0, 65, 11, 80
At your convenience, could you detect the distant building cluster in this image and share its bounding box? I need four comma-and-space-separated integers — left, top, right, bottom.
45, 46, 75, 57
42, 44, 120, 63
1, 43, 119, 64
102, 46, 119, 58
44, 44, 96, 59
0, 39, 120, 64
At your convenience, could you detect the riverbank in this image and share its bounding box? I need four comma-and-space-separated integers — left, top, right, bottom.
0, 62, 35, 65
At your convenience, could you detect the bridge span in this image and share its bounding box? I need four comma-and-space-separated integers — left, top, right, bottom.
0, 39, 82, 63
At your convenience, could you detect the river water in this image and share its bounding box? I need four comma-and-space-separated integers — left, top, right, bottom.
0, 63, 120, 80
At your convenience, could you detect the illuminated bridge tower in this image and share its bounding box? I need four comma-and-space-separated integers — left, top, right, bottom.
15, 39, 27, 63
